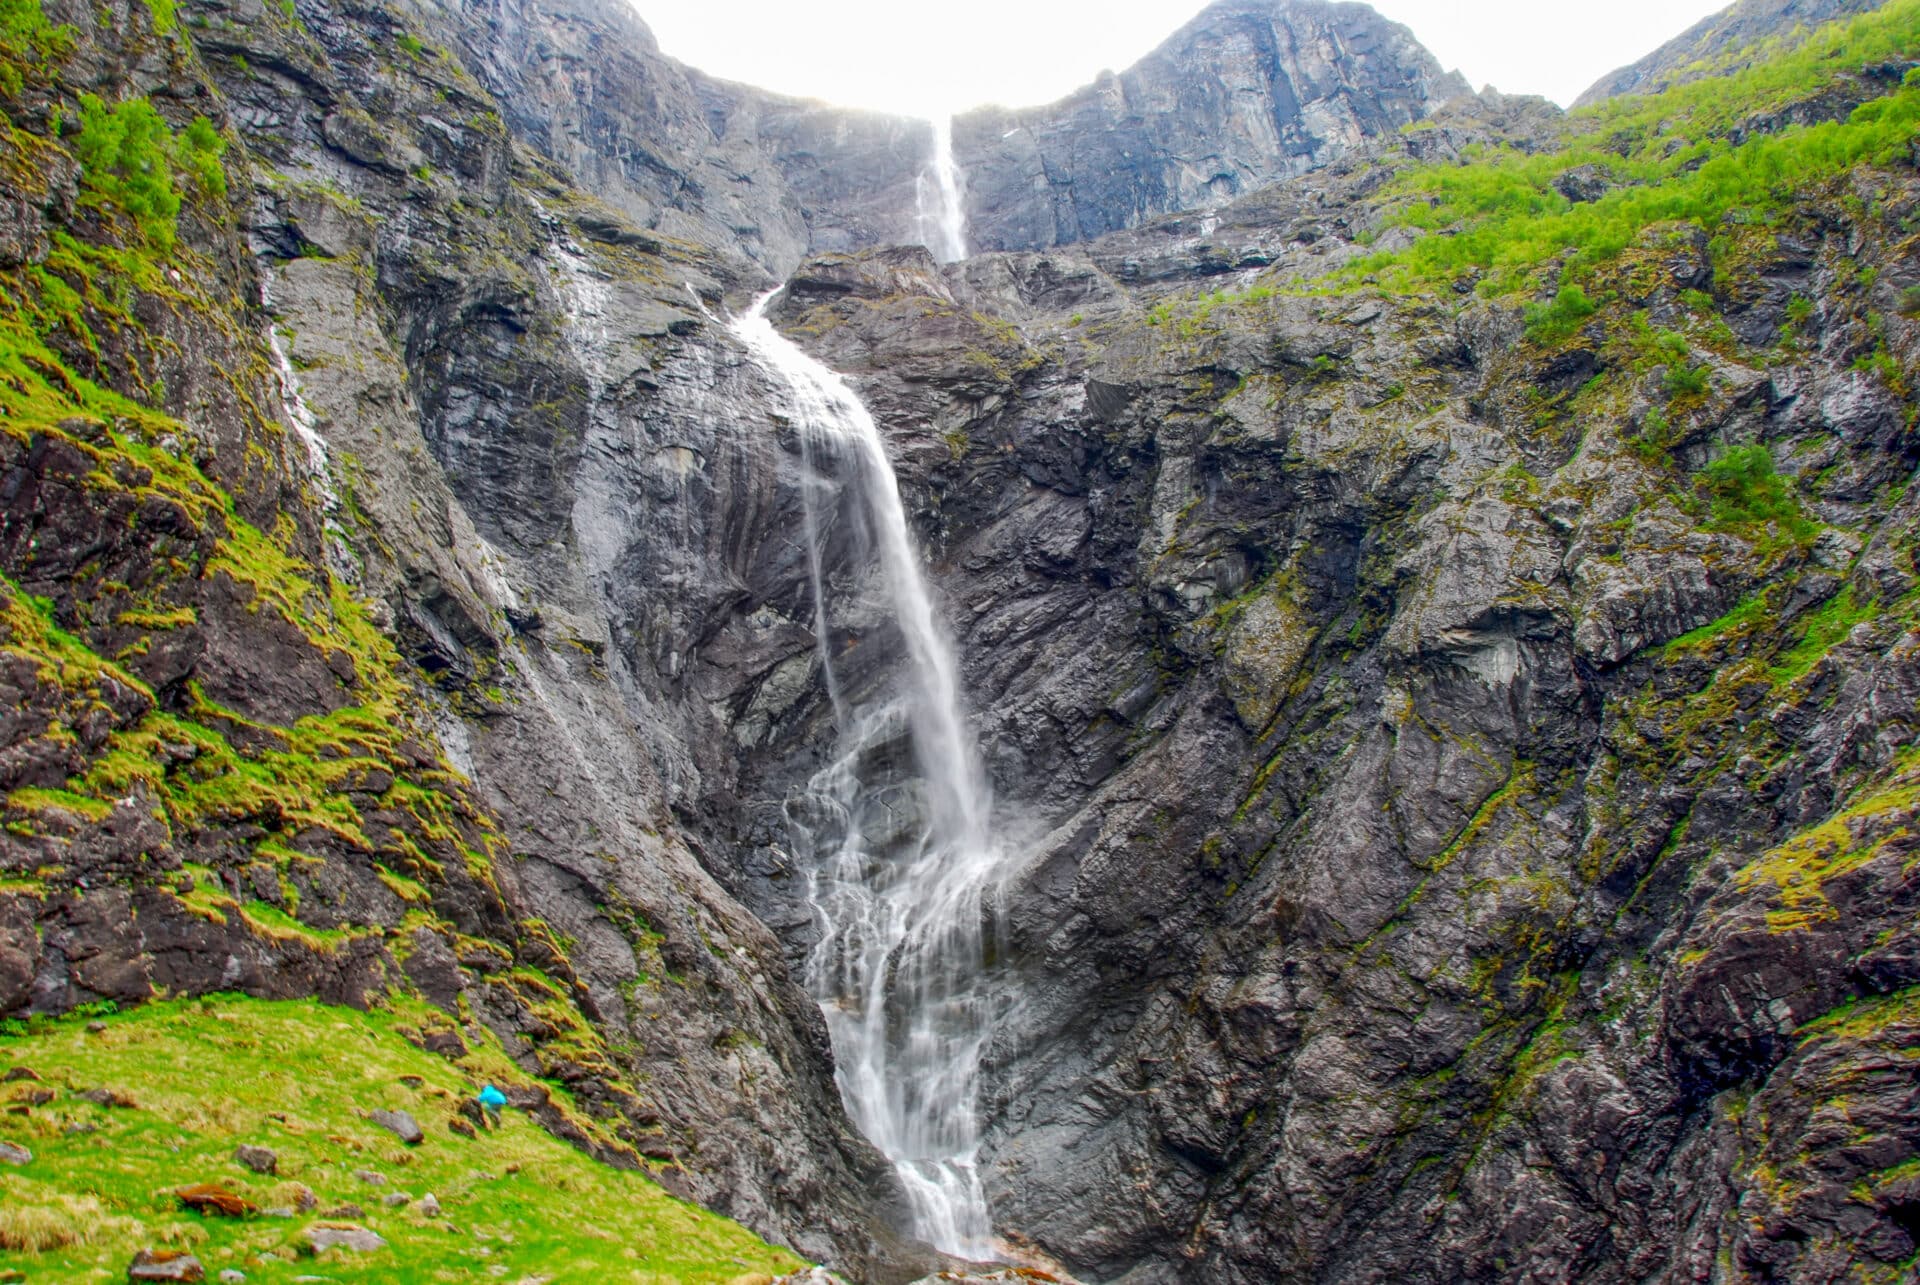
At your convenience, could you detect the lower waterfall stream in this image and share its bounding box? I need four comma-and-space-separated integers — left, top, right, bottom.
731, 293, 1007, 1260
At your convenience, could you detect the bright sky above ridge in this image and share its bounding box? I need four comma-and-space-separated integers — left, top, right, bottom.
635, 0, 1732, 117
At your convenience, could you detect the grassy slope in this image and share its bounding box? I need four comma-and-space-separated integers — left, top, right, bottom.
1344, 0, 1920, 297
0, 997, 803, 1282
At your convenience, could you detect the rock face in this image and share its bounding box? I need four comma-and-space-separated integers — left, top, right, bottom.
1574, 0, 1889, 106
951, 0, 1471, 252
687, 0, 1473, 263
411, 0, 1472, 274
735, 132, 1920, 1276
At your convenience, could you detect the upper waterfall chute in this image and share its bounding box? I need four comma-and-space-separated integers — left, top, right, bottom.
915, 116, 969, 265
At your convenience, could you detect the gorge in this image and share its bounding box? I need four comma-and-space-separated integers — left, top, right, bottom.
1, 0, 1919, 1282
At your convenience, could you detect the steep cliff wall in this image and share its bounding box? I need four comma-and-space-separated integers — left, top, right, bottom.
723, 16, 1920, 1276
686, 0, 1473, 263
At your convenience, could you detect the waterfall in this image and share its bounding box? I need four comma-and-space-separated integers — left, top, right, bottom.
915, 115, 969, 265
731, 293, 1004, 1259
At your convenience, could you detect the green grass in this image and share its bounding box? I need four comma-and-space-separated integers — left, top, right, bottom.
0, 997, 803, 1282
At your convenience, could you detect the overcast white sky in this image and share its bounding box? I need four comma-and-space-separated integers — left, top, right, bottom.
634, 0, 1730, 116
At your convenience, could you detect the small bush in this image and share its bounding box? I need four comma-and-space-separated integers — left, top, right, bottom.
1699, 444, 1816, 544
177, 115, 227, 200
1665, 362, 1711, 397
70, 95, 226, 247
73, 95, 182, 243
1897, 285, 1920, 317
1524, 284, 1598, 344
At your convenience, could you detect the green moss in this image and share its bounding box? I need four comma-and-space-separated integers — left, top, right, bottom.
1795, 984, 1920, 1044
1734, 754, 1920, 932
0, 998, 804, 1281
1663, 593, 1770, 658
1771, 585, 1878, 683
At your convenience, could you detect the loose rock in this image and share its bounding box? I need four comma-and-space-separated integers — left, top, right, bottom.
382, 1191, 410, 1207
0, 1140, 30, 1164
354, 1168, 387, 1185
234, 1144, 277, 1175
416, 1192, 441, 1217
369, 1107, 423, 1145
218, 1272, 246, 1284
302, 1222, 388, 1254
128, 1249, 206, 1281
176, 1183, 256, 1217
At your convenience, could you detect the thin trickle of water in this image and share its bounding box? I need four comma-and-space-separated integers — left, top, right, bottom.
915, 116, 969, 265
542, 216, 613, 401
731, 293, 1005, 1259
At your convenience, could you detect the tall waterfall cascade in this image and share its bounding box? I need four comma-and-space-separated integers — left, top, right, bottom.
915, 116, 969, 264
731, 294, 1007, 1259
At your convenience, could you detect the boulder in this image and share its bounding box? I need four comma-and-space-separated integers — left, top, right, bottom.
301, 1222, 388, 1254
233, 1144, 277, 1175
369, 1108, 423, 1145
175, 1184, 256, 1218
127, 1250, 205, 1281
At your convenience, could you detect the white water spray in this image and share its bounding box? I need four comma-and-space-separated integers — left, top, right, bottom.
915, 116, 969, 264
731, 293, 1005, 1258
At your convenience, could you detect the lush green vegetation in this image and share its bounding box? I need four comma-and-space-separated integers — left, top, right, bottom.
1697, 445, 1818, 548
1522, 284, 1597, 344
1338, 0, 1920, 297
0, 0, 63, 57
0, 998, 803, 1281
71, 93, 227, 248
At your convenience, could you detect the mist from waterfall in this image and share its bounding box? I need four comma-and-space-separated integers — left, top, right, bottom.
915, 116, 969, 264
730, 293, 1005, 1259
